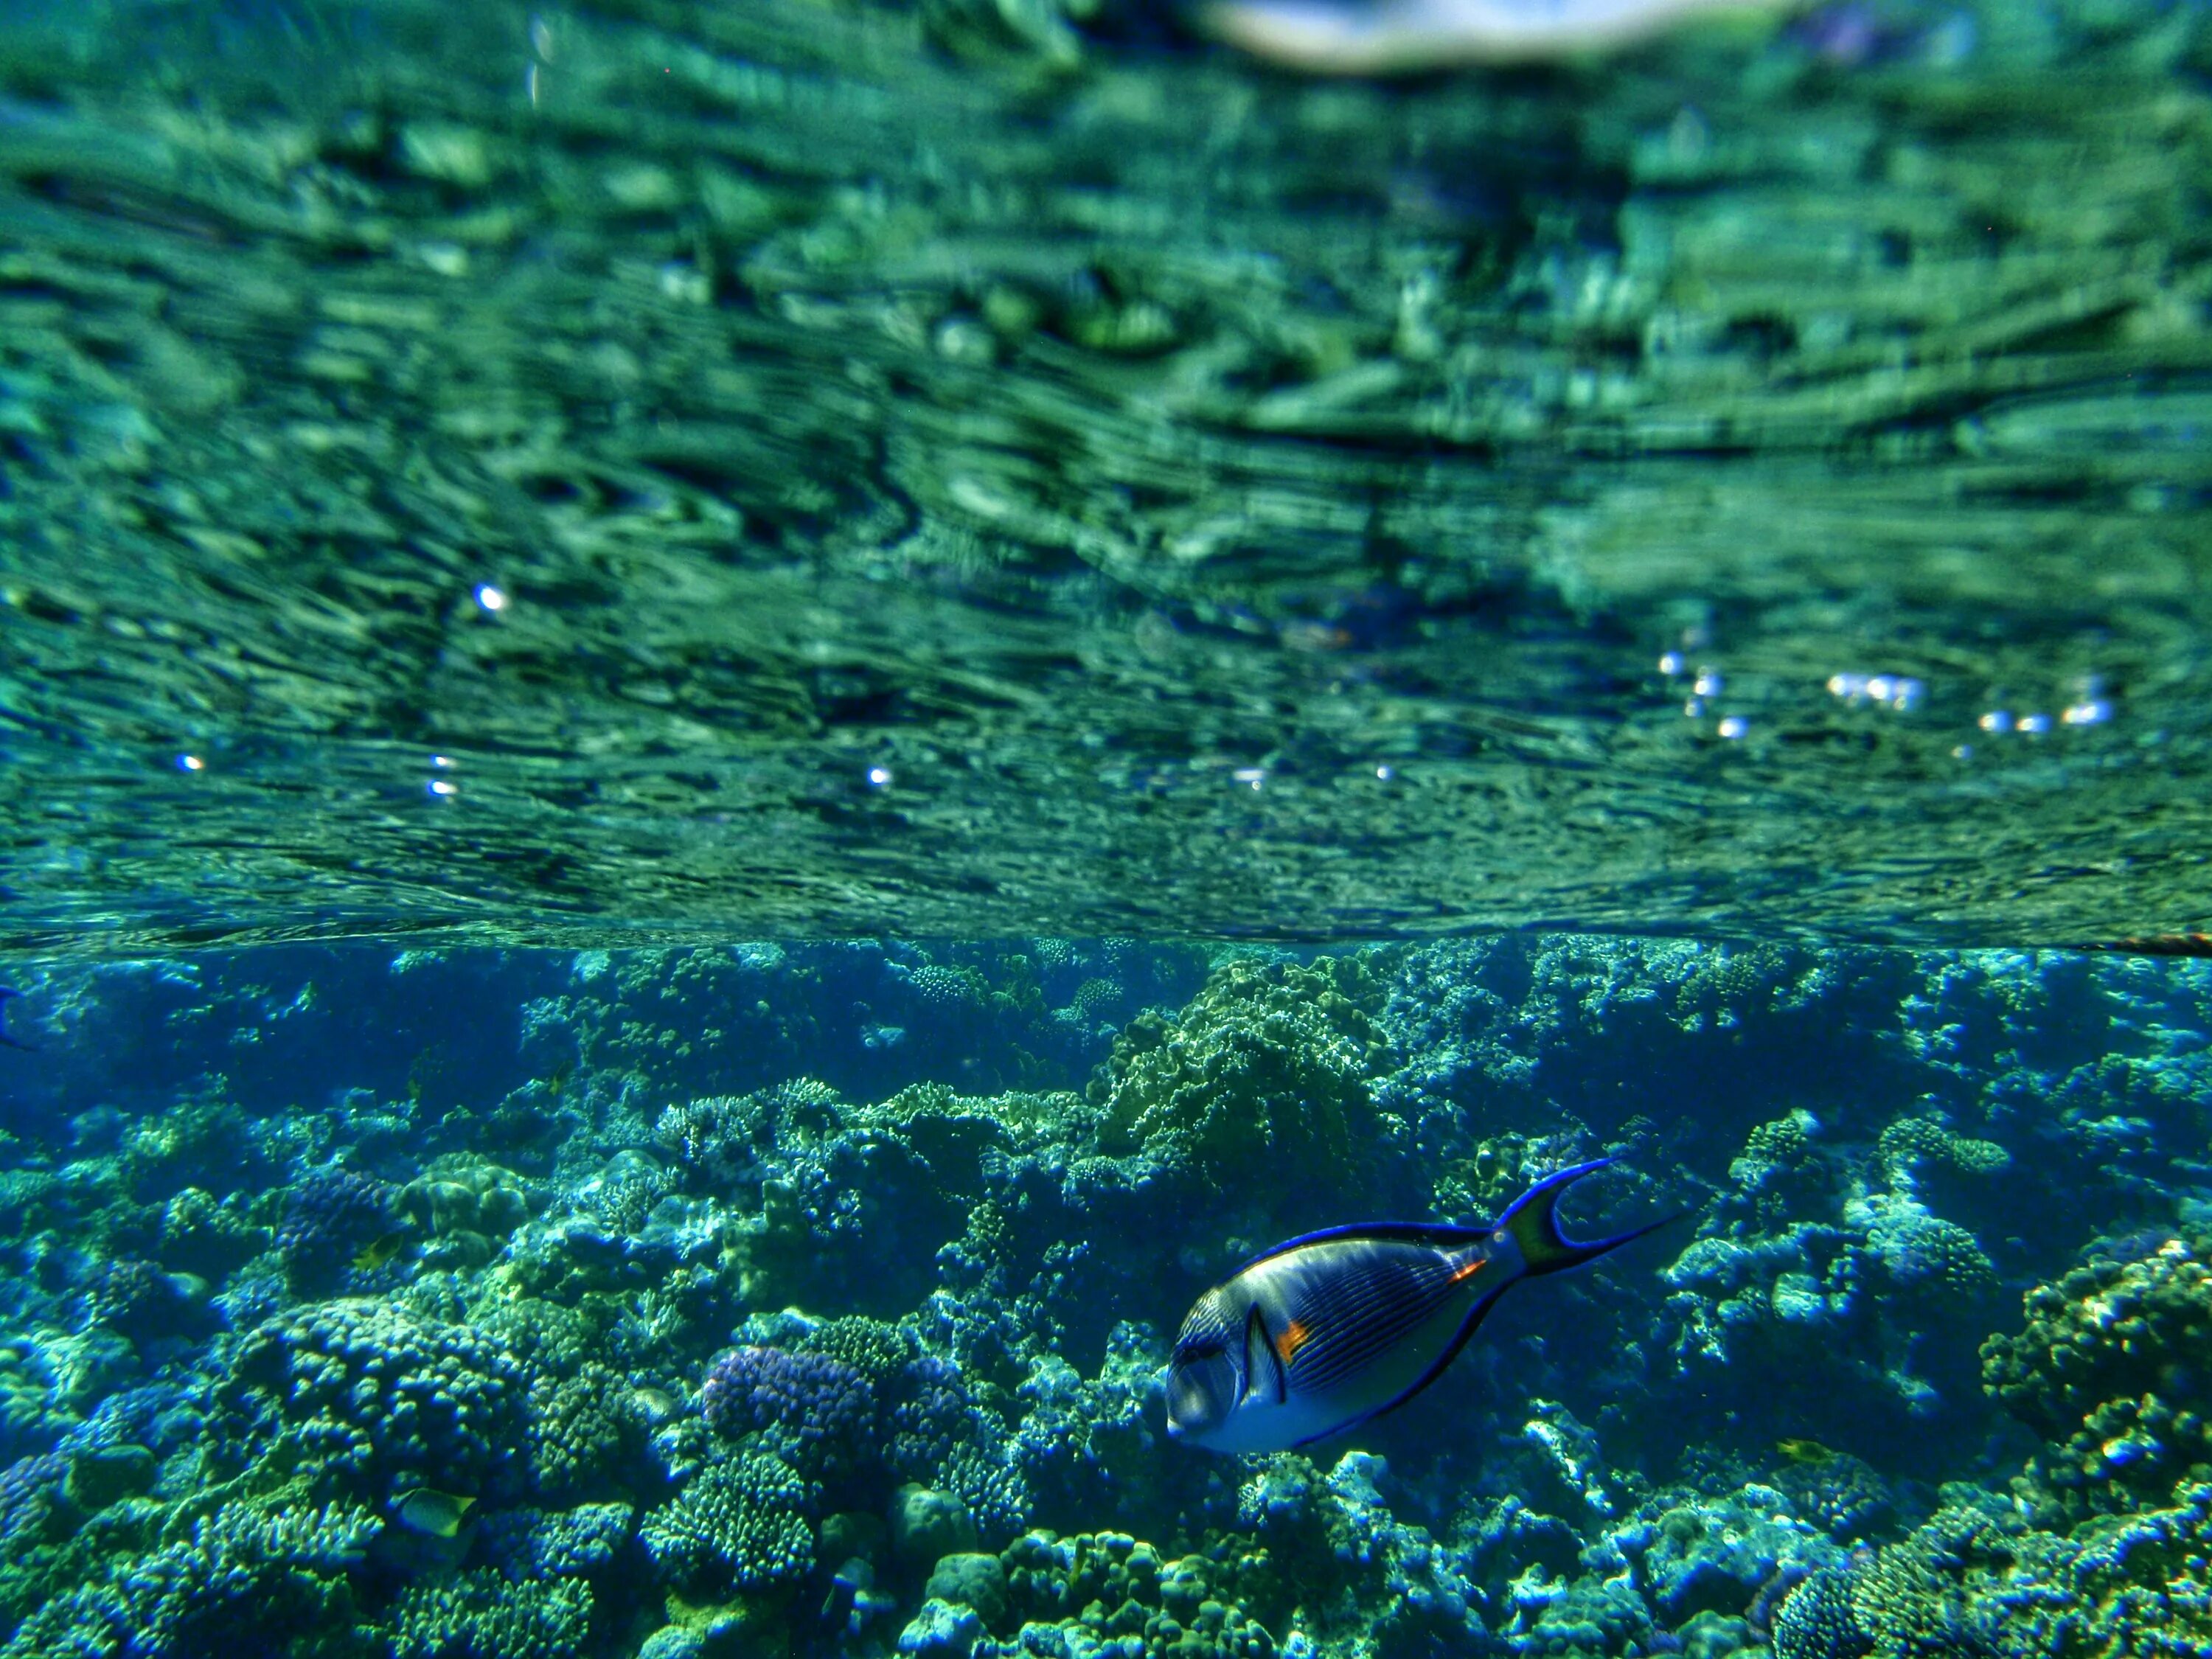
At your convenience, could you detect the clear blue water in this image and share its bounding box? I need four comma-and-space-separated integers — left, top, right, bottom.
0, 940, 2208, 1656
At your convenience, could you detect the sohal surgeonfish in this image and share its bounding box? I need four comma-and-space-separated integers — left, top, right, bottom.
1166, 1159, 1670, 1454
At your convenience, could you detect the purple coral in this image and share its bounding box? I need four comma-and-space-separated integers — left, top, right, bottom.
700, 1346, 875, 1478
274, 1166, 392, 1284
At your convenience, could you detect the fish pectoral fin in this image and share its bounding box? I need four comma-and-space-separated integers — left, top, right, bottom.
1243, 1304, 1287, 1407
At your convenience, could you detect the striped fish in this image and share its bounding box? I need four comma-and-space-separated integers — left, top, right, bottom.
1164, 1159, 1669, 1454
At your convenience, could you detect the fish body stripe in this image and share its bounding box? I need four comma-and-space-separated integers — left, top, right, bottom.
1287, 1257, 1451, 1391
1239, 1237, 1492, 1402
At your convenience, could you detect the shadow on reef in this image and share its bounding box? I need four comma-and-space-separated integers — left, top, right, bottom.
0, 937, 2205, 1657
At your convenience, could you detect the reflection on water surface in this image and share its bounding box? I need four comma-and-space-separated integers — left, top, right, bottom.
1, 0, 2208, 949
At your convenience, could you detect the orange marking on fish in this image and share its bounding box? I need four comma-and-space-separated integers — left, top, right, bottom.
1276, 1319, 1312, 1362
1449, 1257, 1489, 1285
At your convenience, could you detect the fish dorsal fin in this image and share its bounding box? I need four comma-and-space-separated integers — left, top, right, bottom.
1234, 1220, 1489, 1276
1243, 1304, 1286, 1407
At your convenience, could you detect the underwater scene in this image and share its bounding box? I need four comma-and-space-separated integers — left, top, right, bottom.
4, 0, 2212, 1653
0, 940, 2208, 1659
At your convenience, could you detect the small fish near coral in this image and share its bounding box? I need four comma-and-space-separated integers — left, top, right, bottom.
1166, 1158, 1672, 1453
1775, 1437, 1838, 1465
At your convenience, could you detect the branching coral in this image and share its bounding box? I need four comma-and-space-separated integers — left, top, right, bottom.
526, 1362, 641, 1503
0, 1501, 382, 1659
639, 1450, 815, 1595
700, 1345, 877, 1483
218, 1298, 526, 1501
390, 1567, 593, 1659
1982, 1236, 2212, 1521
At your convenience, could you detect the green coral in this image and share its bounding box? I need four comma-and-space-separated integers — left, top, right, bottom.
639, 1451, 815, 1596
468, 1295, 607, 1381
1740, 1113, 1815, 1173
1731, 1112, 1832, 1224
1857, 1196, 1999, 1309
1877, 1118, 2011, 1181
1982, 1237, 2212, 1522
910, 963, 987, 1012
1065, 977, 1127, 1023
1775, 1453, 1895, 1544
525, 1362, 639, 1503
1523, 938, 1815, 1041
153, 1187, 268, 1281
1, 1500, 382, 1659
1773, 1485, 2212, 1659
984, 1531, 1277, 1659
216, 1298, 526, 1502
389, 1567, 591, 1659
0, 1338, 68, 1453
117, 1096, 271, 1203
800, 1315, 917, 1387
1091, 954, 1391, 1185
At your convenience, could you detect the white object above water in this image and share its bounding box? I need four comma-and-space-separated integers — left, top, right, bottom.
1203, 0, 1785, 72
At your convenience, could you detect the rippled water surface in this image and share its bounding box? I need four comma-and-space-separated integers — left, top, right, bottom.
2, 0, 2209, 950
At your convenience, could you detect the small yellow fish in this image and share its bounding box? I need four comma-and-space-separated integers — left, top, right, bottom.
352, 1231, 410, 1272
1777, 1438, 1838, 1465
392, 1488, 476, 1538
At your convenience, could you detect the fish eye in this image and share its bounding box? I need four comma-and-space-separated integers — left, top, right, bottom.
1166, 1348, 1238, 1433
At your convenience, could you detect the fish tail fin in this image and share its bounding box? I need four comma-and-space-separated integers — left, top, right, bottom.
1499, 1158, 1679, 1276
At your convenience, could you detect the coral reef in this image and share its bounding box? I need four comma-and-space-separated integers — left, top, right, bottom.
1981, 1234, 2212, 1522
216, 1298, 528, 1501
640, 1449, 817, 1594
1091, 956, 1397, 1191
0, 936, 2208, 1658
924, 1530, 1278, 1659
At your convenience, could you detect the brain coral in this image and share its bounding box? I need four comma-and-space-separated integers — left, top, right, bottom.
218, 1298, 526, 1501
1092, 954, 1390, 1185
1982, 1235, 2212, 1520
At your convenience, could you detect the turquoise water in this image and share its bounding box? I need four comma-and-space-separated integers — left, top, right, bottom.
1, 0, 2208, 947
3, 0, 2212, 1656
